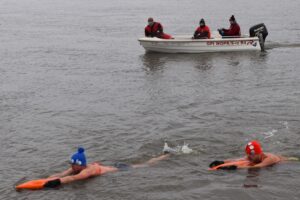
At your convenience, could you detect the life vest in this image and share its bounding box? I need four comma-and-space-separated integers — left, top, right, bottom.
194, 25, 211, 39
145, 22, 173, 39
223, 23, 241, 36
145, 22, 163, 38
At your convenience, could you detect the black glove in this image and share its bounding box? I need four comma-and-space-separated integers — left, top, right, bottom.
218, 165, 237, 170
44, 179, 61, 188
209, 160, 225, 168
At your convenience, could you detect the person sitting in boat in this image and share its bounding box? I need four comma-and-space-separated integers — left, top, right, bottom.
209, 140, 297, 170
145, 17, 173, 39
192, 18, 211, 39
218, 15, 241, 37
40, 147, 170, 188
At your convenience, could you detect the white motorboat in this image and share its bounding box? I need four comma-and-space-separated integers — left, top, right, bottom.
138, 23, 268, 53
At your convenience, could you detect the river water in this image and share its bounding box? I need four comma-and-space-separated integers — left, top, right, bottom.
1, 0, 300, 199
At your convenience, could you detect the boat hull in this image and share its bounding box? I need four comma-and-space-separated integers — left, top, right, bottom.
138, 36, 261, 53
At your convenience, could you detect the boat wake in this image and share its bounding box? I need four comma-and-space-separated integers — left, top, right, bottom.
265, 41, 300, 50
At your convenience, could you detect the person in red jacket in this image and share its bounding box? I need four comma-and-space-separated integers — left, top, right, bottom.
192, 18, 211, 39
145, 17, 173, 39
218, 15, 241, 37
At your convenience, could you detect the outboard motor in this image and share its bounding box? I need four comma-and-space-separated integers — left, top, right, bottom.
249, 23, 268, 51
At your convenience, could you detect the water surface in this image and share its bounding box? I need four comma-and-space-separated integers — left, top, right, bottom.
0, 0, 300, 199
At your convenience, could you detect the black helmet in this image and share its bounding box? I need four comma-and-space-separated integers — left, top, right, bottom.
229, 15, 236, 21
199, 18, 205, 25
148, 17, 154, 22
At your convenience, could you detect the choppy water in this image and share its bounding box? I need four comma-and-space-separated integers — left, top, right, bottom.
1, 0, 300, 199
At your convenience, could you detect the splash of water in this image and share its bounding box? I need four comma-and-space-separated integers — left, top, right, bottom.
181, 143, 193, 154
163, 142, 193, 154
262, 129, 278, 139
163, 142, 180, 154
279, 121, 289, 129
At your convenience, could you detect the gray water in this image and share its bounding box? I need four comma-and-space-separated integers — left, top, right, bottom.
1, 0, 300, 199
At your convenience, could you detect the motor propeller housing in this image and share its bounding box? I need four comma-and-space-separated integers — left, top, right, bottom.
249, 23, 268, 51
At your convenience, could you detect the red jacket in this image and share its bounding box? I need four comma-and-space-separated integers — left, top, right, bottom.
145, 22, 172, 39
223, 23, 241, 36
194, 25, 211, 39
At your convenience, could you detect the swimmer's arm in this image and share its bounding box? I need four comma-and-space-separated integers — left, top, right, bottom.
238, 163, 267, 169
48, 168, 73, 178
60, 169, 91, 184
238, 157, 275, 169
224, 157, 246, 163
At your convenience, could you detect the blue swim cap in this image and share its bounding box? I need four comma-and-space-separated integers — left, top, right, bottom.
70, 147, 87, 166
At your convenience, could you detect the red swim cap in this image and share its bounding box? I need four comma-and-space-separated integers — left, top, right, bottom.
245, 140, 263, 155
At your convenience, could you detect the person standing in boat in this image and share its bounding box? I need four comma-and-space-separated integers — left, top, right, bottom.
192, 18, 211, 39
218, 15, 241, 37
145, 17, 173, 39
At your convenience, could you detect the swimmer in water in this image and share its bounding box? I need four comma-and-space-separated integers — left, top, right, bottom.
209, 140, 297, 170
43, 147, 170, 188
